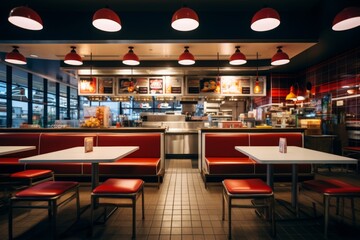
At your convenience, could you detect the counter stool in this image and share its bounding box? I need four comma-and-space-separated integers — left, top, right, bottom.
222, 179, 276, 240
90, 178, 144, 239
8, 181, 80, 240
10, 169, 55, 188
301, 179, 360, 239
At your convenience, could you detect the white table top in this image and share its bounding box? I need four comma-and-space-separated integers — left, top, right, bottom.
0, 146, 36, 156
19, 146, 139, 163
235, 146, 357, 164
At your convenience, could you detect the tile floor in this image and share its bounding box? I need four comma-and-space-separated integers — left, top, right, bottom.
1, 159, 359, 240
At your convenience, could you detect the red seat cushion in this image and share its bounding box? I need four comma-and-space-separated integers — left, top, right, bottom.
206, 157, 255, 174
302, 179, 360, 194
92, 178, 143, 194
15, 181, 79, 198
223, 179, 273, 194
343, 146, 360, 152
10, 169, 53, 179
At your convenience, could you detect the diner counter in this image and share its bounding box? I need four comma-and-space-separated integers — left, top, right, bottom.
199, 127, 306, 133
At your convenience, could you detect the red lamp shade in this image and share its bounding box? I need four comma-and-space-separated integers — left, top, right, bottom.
332, 7, 360, 31
171, 7, 199, 31
229, 46, 247, 65
5, 46, 27, 65
122, 47, 140, 66
64, 47, 83, 66
178, 46, 195, 65
93, 8, 122, 32
251, 7, 280, 32
8, 6, 43, 31
271, 46, 290, 66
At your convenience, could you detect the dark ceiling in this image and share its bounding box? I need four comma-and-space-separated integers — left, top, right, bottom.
0, 0, 359, 74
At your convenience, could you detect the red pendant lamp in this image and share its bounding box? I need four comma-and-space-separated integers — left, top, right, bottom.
332, 7, 360, 31
251, 7, 280, 32
8, 6, 43, 31
271, 46, 290, 66
229, 46, 247, 65
178, 46, 195, 65
93, 8, 122, 32
171, 7, 199, 31
5, 46, 27, 65
64, 46, 83, 66
122, 47, 140, 66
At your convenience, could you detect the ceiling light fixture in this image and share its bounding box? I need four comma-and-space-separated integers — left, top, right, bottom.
251, 7, 280, 32
271, 46, 290, 66
5, 46, 27, 65
92, 7, 121, 32
285, 86, 297, 101
8, 6, 43, 31
64, 46, 83, 66
254, 52, 261, 94
229, 46, 247, 65
178, 46, 195, 65
122, 47, 140, 66
171, 6, 199, 31
332, 7, 360, 31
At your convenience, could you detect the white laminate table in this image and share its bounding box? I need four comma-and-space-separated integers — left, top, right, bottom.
235, 146, 357, 208
19, 146, 139, 190
0, 146, 36, 156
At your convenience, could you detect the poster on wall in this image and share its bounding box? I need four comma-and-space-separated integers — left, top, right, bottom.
98, 77, 114, 94
200, 77, 218, 93
79, 77, 97, 94
118, 78, 149, 94
118, 78, 133, 94
165, 77, 182, 94
149, 78, 163, 94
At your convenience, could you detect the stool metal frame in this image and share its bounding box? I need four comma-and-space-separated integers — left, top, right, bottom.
222, 181, 276, 240
8, 182, 80, 240
90, 180, 145, 239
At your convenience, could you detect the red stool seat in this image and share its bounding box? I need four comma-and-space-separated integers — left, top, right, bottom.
301, 179, 360, 238
10, 169, 54, 187
15, 181, 78, 197
93, 178, 143, 194
222, 179, 275, 239
91, 178, 145, 239
9, 181, 80, 239
223, 179, 273, 194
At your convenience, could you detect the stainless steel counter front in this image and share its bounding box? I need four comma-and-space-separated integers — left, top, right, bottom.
165, 131, 198, 157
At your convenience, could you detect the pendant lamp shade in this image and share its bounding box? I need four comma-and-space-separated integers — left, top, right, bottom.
271, 46, 290, 66
251, 7, 280, 32
229, 46, 247, 65
5, 46, 27, 65
254, 81, 261, 94
178, 46, 195, 65
332, 7, 360, 31
286, 86, 297, 101
171, 7, 199, 31
8, 6, 43, 31
93, 8, 122, 32
123, 47, 140, 66
64, 47, 83, 66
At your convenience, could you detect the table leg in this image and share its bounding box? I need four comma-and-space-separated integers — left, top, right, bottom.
91, 163, 99, 190
267, 164, 274, 189
291, 164, 298, 208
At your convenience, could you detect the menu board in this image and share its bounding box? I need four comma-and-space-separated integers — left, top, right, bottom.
165, 77, 182, 94
118, 78, 133, 94
136, 78, 149, 94
187, 78, 200, 94
79, 77, 97, 94
221, 76, 250, 94
149, 78, 163, 94
98, 77, 114, 94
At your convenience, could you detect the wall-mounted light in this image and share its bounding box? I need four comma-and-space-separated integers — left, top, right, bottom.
5, 46, 27, 65
8, 6, 43, 30
171, 6, 199, 31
